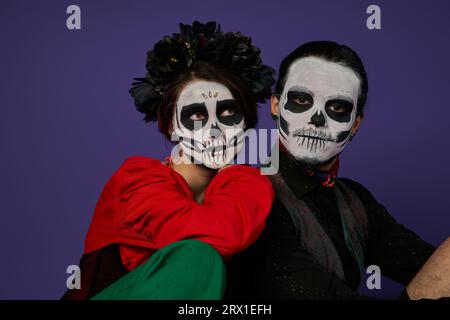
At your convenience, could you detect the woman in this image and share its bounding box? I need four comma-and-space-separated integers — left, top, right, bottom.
62, 21, 275, 300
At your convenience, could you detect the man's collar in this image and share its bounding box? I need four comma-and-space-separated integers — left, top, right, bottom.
277, 145, 339, 199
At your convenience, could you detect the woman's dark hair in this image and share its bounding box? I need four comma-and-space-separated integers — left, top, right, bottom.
275, 41, 368, 116
158, 61, 258, 140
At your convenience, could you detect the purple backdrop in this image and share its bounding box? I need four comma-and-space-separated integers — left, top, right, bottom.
1, 0, 449, 299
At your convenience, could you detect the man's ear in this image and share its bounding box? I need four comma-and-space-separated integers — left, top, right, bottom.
271, 95, 280, 117
351, 114, 364, 135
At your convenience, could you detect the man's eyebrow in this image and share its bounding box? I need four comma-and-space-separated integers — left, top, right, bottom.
287, 86, 314, 97
326, 95, 355, 104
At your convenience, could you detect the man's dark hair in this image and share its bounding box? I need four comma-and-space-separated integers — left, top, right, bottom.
275, 41, 368, 116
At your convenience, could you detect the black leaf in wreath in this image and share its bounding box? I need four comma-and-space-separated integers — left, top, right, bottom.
129, 78, 161, 122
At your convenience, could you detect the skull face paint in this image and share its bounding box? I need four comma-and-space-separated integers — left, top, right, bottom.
172, 80, 246, 169
278, 57, 361, 166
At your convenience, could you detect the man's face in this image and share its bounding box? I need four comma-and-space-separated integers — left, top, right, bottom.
278, 57, 361, 166
172, 80, 246, 169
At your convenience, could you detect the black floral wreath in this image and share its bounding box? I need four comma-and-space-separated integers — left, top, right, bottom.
129, 21, 275, 122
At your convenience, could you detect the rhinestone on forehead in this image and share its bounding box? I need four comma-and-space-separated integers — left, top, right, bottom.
201, 91, 220, 99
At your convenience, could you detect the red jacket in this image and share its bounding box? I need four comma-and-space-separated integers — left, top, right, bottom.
84, 156, 274, 271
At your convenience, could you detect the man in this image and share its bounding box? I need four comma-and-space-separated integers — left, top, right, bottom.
225, 41, 450, 300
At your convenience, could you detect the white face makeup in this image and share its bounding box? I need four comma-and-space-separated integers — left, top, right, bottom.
278, 57, 361, 166
172, 80, 246, 169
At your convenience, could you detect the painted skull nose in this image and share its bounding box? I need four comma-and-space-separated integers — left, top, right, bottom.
310, 112, 326, 127
209, 122, 223, 140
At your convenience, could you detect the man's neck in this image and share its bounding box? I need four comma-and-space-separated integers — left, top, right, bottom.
317, 156, 338, 173
280, 144, 338, 173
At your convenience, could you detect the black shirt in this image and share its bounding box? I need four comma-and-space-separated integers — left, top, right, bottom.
225, 151, 435, 299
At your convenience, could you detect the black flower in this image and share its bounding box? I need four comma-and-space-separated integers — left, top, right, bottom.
129, 78, 161, 122
145, 37, 191, 87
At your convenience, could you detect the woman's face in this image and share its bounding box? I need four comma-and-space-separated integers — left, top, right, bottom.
172, 80, 246, 169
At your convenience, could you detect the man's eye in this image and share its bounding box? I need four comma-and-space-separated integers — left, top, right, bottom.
290, 95, 312, 107
293, 97, 308, 105
220, 108, 235, 117
329, 104, 346, 113
189, 112, 206, 121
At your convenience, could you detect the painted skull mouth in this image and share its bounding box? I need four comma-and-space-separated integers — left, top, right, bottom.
177, 130, 244, 163
297, 134, 330, 142
293, 129, 334, 153
296, 135, 327, 152
204, 143, 227, 154
293, 128, 333, 141
203, 133, 240, 151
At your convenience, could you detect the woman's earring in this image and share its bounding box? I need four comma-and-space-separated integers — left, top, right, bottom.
349, 132, 356, 141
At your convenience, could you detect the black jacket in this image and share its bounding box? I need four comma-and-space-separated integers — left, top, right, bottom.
225, 151, 435, 299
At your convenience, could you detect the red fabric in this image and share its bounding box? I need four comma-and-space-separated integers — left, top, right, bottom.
84, 156, 274, 271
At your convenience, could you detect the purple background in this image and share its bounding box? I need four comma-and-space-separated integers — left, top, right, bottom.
1, 0, 449, 299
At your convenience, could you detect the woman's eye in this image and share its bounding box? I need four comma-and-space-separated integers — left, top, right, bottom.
189, 112, 206, 121
221, 108, 235, 117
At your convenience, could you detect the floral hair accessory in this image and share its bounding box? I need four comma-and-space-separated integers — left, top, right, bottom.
129, 21, 275, 122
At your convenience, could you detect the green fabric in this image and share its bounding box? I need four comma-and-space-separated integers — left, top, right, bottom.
91, 239, 226, 300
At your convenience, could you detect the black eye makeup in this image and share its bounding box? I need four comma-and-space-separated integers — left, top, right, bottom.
284, 90, 314, 113
325, 99, 354, 123
216, 99, 243, 126
180, 103, 209, 130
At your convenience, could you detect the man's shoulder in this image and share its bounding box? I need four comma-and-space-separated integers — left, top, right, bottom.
337, 177, 378, 204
